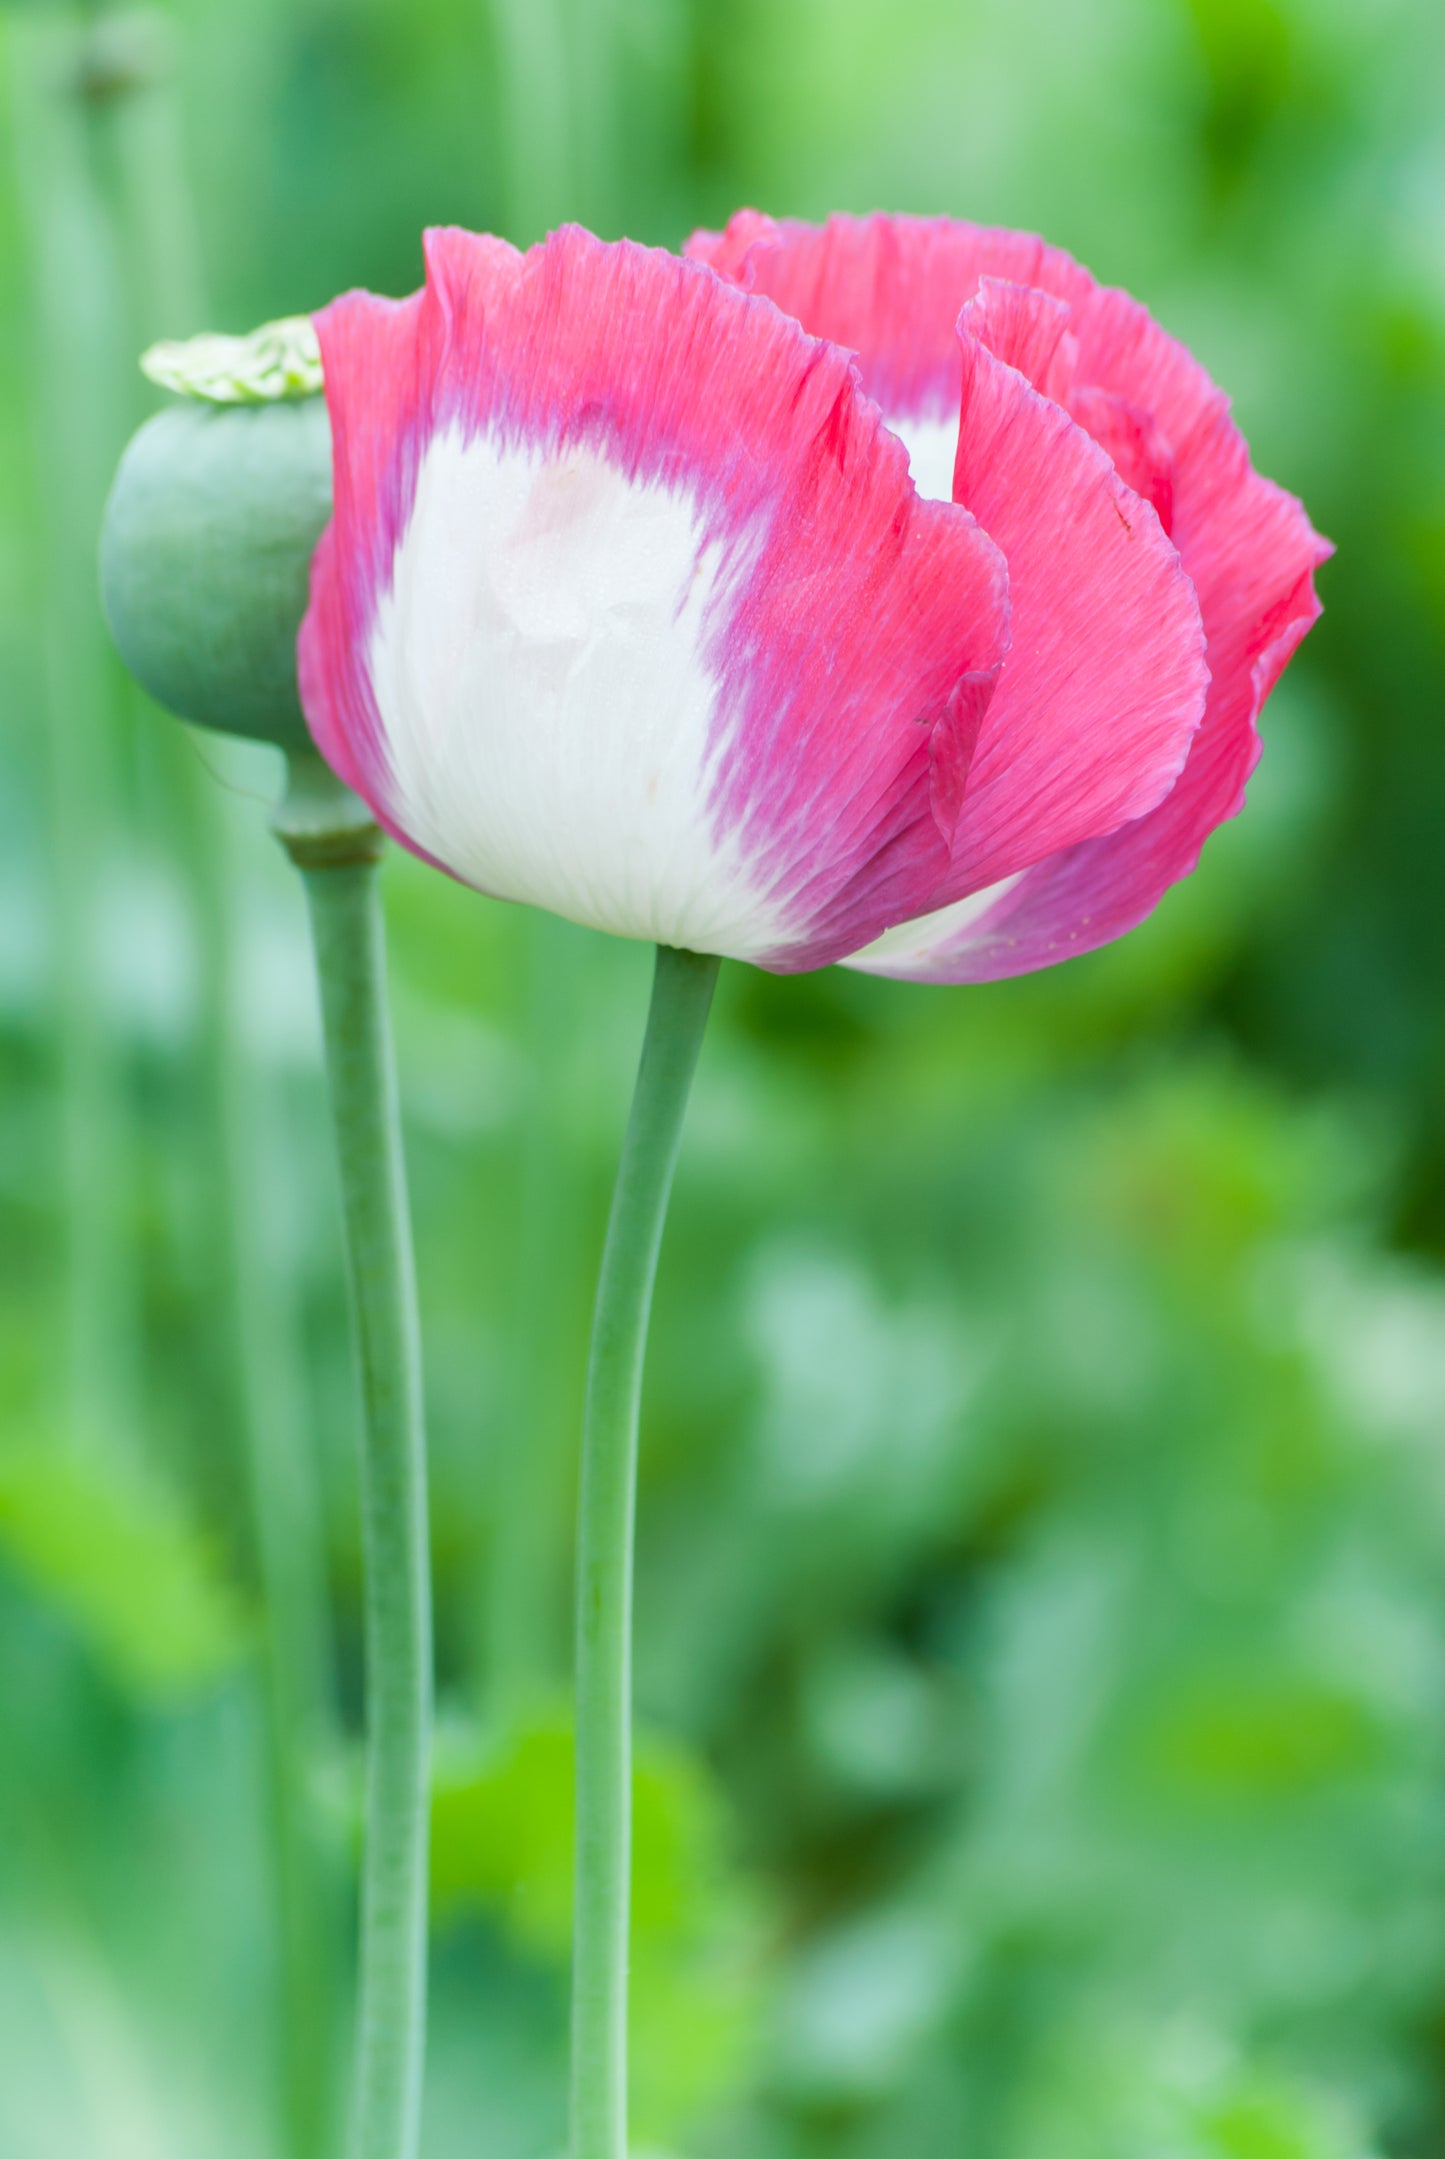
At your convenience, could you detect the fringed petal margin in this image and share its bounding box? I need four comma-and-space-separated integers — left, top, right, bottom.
300, 225, 1011, 968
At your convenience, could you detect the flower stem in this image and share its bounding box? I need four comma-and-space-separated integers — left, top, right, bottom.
275, 754, 433, 2159
570, 943, 721, 2159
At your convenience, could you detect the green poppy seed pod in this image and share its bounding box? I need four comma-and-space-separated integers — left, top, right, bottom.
100, 318, 332, 754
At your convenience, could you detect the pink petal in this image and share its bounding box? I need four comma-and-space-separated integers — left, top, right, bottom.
963, 276, 1077, 404
692, 211, 1329, 982
300, 225, 1009, 969
935, 284, 1209, 894
1065, 281, 1228, 467
1065, 386, 1174, 534
687, 210, 1093, 426
854, 409, 1331, 982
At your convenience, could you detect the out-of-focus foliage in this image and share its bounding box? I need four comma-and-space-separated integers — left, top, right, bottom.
0, 1439, 249, 1696
431, 1705, 761, 2145
0, 0, 1442, 2155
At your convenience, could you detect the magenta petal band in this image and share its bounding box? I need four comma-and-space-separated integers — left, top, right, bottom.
688, 210, 1329, 980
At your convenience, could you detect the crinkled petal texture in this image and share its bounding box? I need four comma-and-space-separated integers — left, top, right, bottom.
690, 211, 1330, 981
298, 225, 1019, 971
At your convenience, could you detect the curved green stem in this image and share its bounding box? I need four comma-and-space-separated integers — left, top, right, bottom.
276, 755, 433, 2159
570, 943, 720, 2159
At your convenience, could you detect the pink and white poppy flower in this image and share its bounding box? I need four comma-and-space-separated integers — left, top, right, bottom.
689, 211, 1332, 980
299, 218, 1323, 977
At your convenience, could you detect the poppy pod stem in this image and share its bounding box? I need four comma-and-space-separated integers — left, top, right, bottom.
570, 942, 720, 2159
273, 752, 432, 2159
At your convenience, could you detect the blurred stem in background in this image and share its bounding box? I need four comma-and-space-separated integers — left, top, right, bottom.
486, 0, 573, 242
566, 0, 619, 235
99, 18, 346, 2153
479, 0, 587, 1720
276, 754, 432, 2159
570, 945, 719, 2159
485, 908, 587, 1717
185, 754, 343, 2159
7, 6, 141, 1454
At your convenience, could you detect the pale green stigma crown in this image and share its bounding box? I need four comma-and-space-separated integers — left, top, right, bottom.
140, 315, 323, 404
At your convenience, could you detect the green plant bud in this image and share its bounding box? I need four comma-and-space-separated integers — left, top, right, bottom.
100, 339, 332, 753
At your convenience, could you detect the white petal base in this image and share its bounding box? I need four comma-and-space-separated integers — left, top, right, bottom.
845, 871, 1024, 976
889, 414, 959, 504
367, 426, 794, 955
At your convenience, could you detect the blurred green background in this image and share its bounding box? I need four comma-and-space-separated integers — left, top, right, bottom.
1, 0, 1443, 2154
